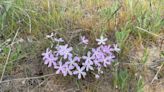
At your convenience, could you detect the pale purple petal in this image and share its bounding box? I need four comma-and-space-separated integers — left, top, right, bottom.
78, 74, 81, 79
56, 44, 73, 59
73, 71, 79, 75
95, 74, 100, 79
80, 36, 89, 44
54, 37, 64, 42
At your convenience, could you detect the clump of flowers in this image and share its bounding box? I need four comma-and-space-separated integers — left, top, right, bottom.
42, 33, 120, 79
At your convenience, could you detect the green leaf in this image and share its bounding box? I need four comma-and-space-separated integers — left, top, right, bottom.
115, 29, 131, 47
141, 48, 149, 64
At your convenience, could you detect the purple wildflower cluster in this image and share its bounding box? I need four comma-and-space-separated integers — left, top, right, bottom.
42, 33, 120, 79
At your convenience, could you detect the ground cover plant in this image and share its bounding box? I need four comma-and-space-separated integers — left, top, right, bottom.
42, 33, 120, 79
0, 0, 164, 92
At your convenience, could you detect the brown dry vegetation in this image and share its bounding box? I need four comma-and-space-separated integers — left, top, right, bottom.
0, 0, 164, 92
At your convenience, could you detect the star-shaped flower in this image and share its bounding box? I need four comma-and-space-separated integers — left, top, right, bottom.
42, 48, 51, 60
100, 45, 113, 55
103, 55, 115, 67
80, 36, 89, 44
63, 63, 73, 76
66, 56, 80, 69
55, 61, 66, 75
82, 51, 93, 65
42, 48, 58, 67
56, 44, 73, 59
113, 44, 120, 53
92, 47, 105, 61
73, 66, 86, 79
96, 36, 108, 45
82, 62, 94, 71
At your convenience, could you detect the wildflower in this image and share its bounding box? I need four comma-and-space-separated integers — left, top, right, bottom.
42, 48, 58, 67
63, 63, 73, 76
66, 56, 80, 69
55, 61, 66, 75
42, 48, 51, 60
113, 44, 120, 52
43, 33, 119, 79
56, 44, 73, 59
96, 36, 108, 45
103, 55, 115, 67
82, 62, 94, 71
92, 47, 105, 61
80, 36, 88, 44
43, 53, 58, 67
73, 66, 86, 79
100, 45, 113, 55
82, 51, 93, 65
54, 37, 64, 43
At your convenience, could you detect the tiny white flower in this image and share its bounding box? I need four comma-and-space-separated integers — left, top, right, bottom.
96, 36, 108, 45
113, 44, 120, 52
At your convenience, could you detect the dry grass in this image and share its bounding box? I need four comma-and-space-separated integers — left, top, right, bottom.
0, 0, 164, 92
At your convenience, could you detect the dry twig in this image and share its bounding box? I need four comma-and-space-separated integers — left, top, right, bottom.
0, 28, 20, 82
0, 73, 56, 84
